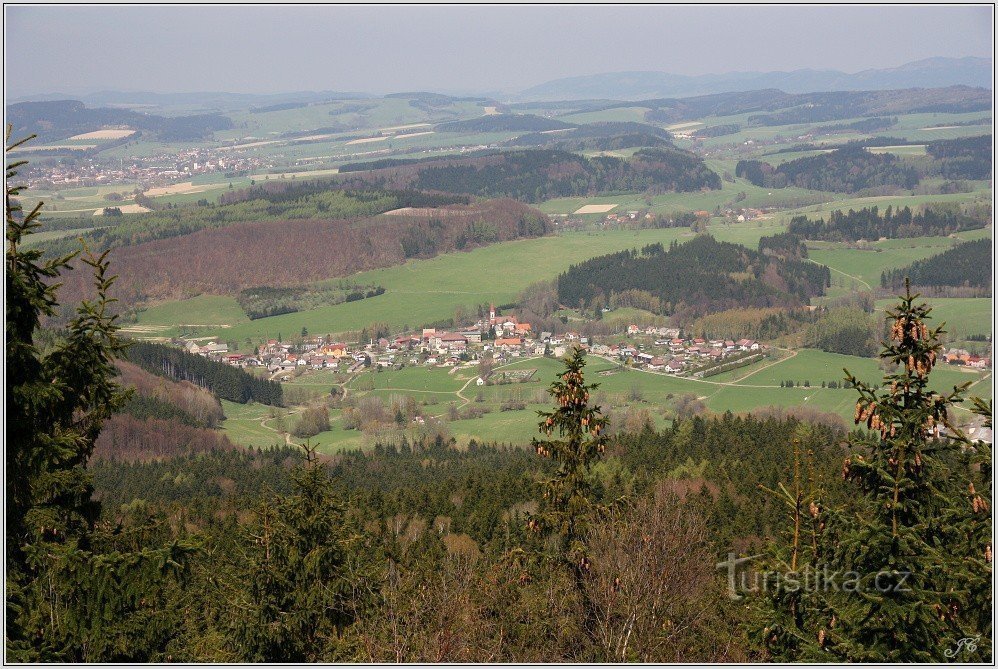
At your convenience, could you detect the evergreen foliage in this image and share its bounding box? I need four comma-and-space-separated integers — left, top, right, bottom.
125, 341, 283, 405
529, 348, 610, 561
756, 280, 992, 661
925, 134, 992, 180
881, 238, 992, 291
787, 204, 989, 241
229, 444, 356, 662
336, 148, 720, 202
6, 129, 196, 661
736, 147, 920, 193
557, 235, 829, 320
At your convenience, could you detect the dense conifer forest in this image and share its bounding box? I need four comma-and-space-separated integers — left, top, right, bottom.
125, 341, 284, 405
334, 147, 720, 201
787, 204, 990, 241
736, 147, 920, 192
925, 134, 992, 180
881, 238, 993, 291
556, 235, 830, 320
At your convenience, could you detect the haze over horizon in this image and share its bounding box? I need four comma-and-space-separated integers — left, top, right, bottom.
5, 5, 993, 98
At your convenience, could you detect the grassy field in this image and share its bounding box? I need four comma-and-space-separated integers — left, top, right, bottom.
557, 107, 653, 124
133, 224, 785, 341
126, 295, 250, 333
809, 227, 992, 291
874, 297, 993, 341
215, 344, 992, 453
538, 162, 836, 216
219, 399, 288, 448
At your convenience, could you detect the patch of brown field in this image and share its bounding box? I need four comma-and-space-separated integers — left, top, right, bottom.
93, 204, 151, 215
379, 122, 432, 132
345, 135, 389, 145
13, 144, 97, 151
68, 129, 135, 140
573, 203, 618, 214
144, 182, 213, 197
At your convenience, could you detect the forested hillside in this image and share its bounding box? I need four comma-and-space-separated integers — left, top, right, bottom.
787, 204, 990, 241
116, 360, 226, 428
925, 134, 992, 180
556, 235, 830, 321
736, 146, 919, 192
125, 341, 284, 405
596, 86, 990, 125
334, 147, 720, 201
506, 121, 673, 151
7, 99, 233, 142
435, 113, 575, 133
39, 187, 469, 258
55, 198, 549, 306
881, 238, 993, 291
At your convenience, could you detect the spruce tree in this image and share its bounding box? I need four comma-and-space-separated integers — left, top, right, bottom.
6, 129, 194, 661
756, 280, 992, 661
529, 346, 610, 569
526, 346, 616, 657
231, 443, 356, 661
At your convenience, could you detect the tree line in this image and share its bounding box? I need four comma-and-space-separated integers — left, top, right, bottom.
787, 204, 989, 241
334, 148, 720, 202
125, 341, 283, 405
556, 235, 830, 321
736, 146, 920, 193
882, 238, 992, 291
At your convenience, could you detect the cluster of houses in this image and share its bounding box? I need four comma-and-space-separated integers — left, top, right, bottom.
183, 338, 366, 375
177, 304, 768, 381
23, 144, 272, 192
943, 348, 991, 369
594, 327, 763, 374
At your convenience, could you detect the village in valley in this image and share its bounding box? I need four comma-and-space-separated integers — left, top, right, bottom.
180, 302, 777, 385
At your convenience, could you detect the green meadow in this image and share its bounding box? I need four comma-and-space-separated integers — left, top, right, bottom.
134, 225, 780, 341
809, 227, 992, 290
874, 297, 993, 341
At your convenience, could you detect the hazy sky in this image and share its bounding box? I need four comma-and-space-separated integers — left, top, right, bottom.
5, 5, 993, 97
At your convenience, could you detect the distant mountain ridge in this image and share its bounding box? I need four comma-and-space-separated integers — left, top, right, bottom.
8, 90, 369, 112
515, 57, 993, 101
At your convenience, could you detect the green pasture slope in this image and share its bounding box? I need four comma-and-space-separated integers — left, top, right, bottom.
126, 295, 250, 332
216, 343, 991, 453
218, 399, 287, 449
809, 227, 992, 291
133, 223, 787, 341
538, 160, 836, 217
873, 297, 993, 342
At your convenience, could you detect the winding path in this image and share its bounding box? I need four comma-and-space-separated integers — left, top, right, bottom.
808, 257, 872, 291
589, 349, 801, 390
